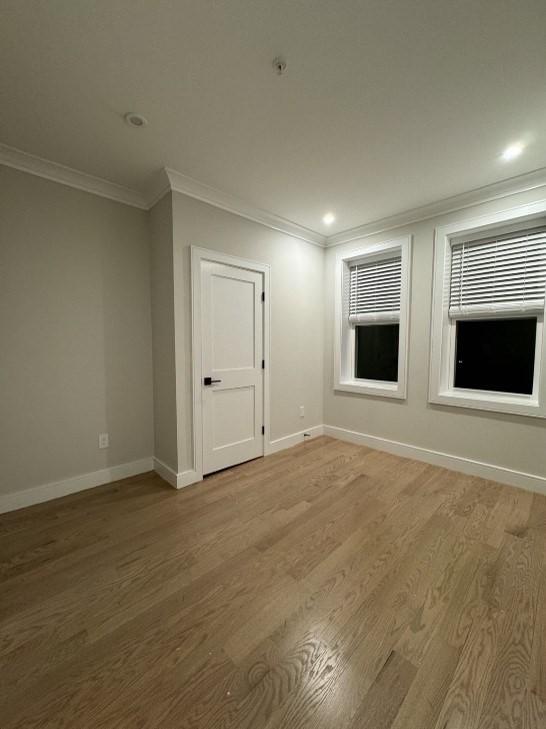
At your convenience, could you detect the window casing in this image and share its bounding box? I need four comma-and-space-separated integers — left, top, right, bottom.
429, 202, 546, 417
334, 236, 411, 398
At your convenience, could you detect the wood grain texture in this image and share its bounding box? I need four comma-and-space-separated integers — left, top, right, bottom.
0, 436, 544, 728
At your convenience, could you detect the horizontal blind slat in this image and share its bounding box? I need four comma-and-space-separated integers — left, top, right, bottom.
353, 284, 400, 299
449, 226, 546, 317
450, 274, 546, 290
451, 265, 546, 277
349, 254, 402, 318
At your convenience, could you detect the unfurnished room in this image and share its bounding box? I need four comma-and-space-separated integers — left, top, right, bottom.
1, 2, 545, 727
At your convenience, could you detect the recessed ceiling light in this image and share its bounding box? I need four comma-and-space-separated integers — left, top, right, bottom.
501, 142, 524, 161
124, 112, 148, 128
323, 212, 336, 225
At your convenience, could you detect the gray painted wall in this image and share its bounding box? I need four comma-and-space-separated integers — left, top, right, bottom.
324, 187, 546, 479
149, 193, 178, 470
2, 161, 545, 499
0, 166, 154, 496
170, 191, 325, 473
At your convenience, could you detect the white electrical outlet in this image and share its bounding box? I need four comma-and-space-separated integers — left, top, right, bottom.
299, 405, 305, 418
98, 433, 109, 449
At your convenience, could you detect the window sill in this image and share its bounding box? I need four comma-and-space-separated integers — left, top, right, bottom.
335, 379, 406, 399
429, 388, 544, 418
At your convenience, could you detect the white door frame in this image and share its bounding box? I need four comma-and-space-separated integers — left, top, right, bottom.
191, 246, 271, 480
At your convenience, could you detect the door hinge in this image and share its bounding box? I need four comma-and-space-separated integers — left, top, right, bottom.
261, 425, 265, 435
261, 291, 265, 302
262, 359, 265, 369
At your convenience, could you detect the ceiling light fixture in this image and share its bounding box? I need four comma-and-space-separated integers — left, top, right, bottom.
124, 112, 148, 128
501, 142, 524, 161
323, 212, 336, 225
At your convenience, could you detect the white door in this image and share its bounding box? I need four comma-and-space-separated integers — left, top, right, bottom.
201, 260, 264, 474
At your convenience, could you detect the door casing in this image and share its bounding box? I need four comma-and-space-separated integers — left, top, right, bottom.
191, 246, 271, 480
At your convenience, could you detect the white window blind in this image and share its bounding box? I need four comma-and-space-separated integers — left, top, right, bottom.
449, 227, 546, 318
349, 254, 402, 323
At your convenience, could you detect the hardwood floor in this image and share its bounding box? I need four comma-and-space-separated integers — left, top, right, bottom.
1, 436, 545, 728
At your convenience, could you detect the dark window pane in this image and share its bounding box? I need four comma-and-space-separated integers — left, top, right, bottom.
355, 324, 399, 382
454, 318, 536, 395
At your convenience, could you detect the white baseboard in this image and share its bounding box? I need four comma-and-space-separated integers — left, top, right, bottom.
0, 457, 154, 514
177, 469, 201, 489
152, 457, 177, 487
267, 424, 325, 454
153, 458, 201, 490
3, 424, 542, 513
324, 424, 546, 496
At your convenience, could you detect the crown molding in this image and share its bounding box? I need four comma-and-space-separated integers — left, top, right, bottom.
143, 168, 172, 209
164, 168, 326, 247
326, 166, 546, 247
4, 140, 545, 249
0, 143, 148, 210
0, 143, 326, 244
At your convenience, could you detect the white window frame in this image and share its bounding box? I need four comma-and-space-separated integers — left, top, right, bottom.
334, 235, 412, 399
429, 200, 546, 418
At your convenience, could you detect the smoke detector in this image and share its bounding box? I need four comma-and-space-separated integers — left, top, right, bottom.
272, 57, 287, 75
124, 112, 148, 128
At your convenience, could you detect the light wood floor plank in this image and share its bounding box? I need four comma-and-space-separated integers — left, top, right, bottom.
0, 436, 544, 728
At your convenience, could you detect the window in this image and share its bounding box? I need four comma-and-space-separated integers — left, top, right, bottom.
429, 203, 546, 417
334, 235, 411, 398
355, 323, 399, 382
454, 318, 536, 394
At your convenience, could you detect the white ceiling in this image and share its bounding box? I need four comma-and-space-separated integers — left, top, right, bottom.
2, 0, 546, 235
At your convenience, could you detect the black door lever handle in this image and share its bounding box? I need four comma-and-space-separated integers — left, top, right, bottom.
203, 377, 222, 385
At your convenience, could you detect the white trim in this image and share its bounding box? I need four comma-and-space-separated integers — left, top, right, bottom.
152, 457, 178, 487
0, 143, 148, 209
324, 425, 546, 495
268, 425, 325, 454
326, 166, 546, 247
0, 146, 325, 244
429, 200, 546, 418
165, 168, 326, 247
191, 246, 272, 478
0, 457, 153, 514
144, 168, 172, 209
4, 140, 546, 250
177, 469, 201, 489
334, 235, 411, 399
3, 427, 543, 514
153, 458, 201, 490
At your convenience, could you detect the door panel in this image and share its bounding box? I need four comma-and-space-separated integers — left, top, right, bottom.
201, 260, 264, 474
211, 386, 255, 449
211, 274, 256, 370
